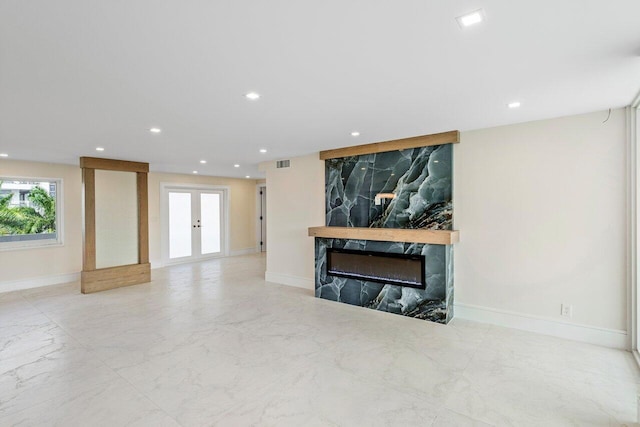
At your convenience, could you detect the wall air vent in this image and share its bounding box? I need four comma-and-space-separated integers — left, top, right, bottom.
276, 159, 290, 168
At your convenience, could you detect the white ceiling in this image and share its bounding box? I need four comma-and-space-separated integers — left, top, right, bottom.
1, 1, 639, 178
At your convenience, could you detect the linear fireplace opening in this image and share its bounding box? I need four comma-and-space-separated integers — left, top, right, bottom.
326, 248, 426, 289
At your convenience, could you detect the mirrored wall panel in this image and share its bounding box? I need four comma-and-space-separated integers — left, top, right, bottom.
94, 170, 139, 269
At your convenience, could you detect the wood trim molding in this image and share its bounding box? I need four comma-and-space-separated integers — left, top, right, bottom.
80, 157, 149, 173
80, 157, 151, 293
319, 130, 459, 160
308, 226, 459, 245
81, 263, 151, 294
82, 168, 96, 270
137, 172, 149, 264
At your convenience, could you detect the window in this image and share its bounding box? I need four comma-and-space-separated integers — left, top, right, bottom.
0, 177, 63, 249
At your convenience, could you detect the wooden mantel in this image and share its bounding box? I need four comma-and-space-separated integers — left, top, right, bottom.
308, 226, 459, 245
319, 130, 459, 160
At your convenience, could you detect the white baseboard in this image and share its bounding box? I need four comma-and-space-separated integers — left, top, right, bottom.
0, 272, 80, 294
455, 303, 628, 349
230, 247, 260, 257
150, 248, 261, 269
632, 350, 640, 369
265, 271, 314, 290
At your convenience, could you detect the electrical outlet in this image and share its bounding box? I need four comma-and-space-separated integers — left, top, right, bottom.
561, 304, 573, 317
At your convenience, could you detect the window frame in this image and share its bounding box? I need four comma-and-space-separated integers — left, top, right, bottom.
0, 176, 64, 251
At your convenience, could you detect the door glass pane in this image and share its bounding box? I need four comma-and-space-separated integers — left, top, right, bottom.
200, 193, 221, 254
169, 192, 192, 259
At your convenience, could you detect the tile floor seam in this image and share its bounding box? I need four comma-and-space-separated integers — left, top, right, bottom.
208, 362, 445, 426
438, 324, 496, 422
18, 287, 92, 350
431, 324, 494, 408
442, 324, 637, 426
313, 349, 447, 414
0, 291, 117, 420
0, 375, 177, 426
49, 295, 197, 426
16, 286, 185, 426
438, 407, 498, 427
107, 366, 186, 427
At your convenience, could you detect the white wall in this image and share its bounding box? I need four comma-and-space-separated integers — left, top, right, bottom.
0, 160, 82, 290
263, 109, 629, 346
261, 154, 324, 288
454, 109, 627, 336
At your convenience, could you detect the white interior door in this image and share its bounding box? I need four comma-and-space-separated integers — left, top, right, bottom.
260, 187, 267, 252
165, 186, 227, 264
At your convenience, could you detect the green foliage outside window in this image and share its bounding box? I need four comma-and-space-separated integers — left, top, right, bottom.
0, 184, 56, 236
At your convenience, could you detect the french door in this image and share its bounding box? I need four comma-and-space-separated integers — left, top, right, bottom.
162, 185, 228, 264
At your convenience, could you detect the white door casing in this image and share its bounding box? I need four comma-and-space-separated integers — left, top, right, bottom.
160, 183, 230, 266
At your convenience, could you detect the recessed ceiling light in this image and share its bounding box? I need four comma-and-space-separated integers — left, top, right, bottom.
508, 101, 521, 109
245, 92, 260, 100
234, 164, 240, 168
200, 160, 207, 164
351, 131, 360, 137
245, 175, 251, 179
0, 153, 8, 158
149, 127, 162, 133
456, 9, 485, 28
192, 171, 198, 174
259, 149, 267, 153
96, 147, 105, 152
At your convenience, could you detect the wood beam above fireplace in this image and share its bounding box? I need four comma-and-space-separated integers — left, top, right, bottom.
319, 130, 459, 160
308, 226, 459, 245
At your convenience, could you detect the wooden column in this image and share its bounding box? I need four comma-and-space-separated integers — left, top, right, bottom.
82, 168, 96, 271
137, 172, 149, 265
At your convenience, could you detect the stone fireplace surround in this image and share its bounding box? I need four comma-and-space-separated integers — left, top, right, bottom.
308, 131, 460, 324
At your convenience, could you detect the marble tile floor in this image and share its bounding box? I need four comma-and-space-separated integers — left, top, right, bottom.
0, 253, 638, 426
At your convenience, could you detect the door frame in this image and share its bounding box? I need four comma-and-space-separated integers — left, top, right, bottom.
160, 183, 230, 266
628, 94, 640, 358
256, 183, 266, 252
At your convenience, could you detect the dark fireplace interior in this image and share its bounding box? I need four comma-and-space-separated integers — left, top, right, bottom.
326, 248, 426, 289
